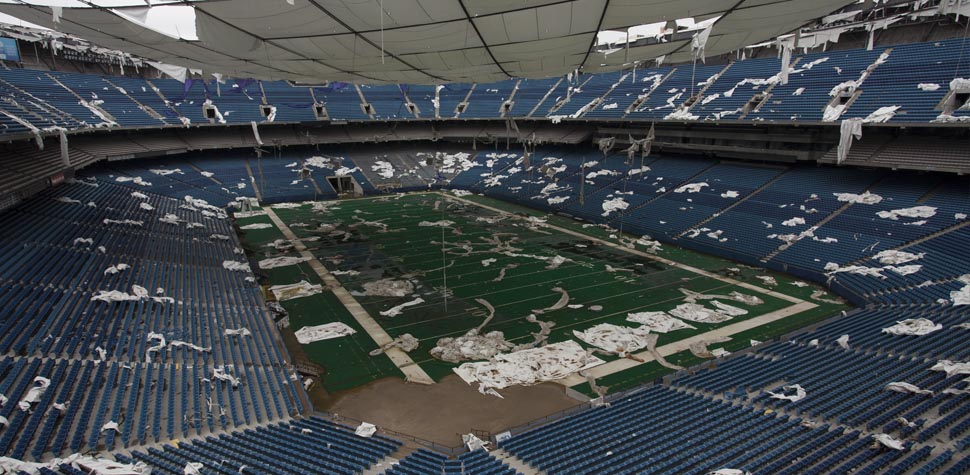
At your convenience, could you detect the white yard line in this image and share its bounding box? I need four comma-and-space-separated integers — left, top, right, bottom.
264, 206, 434, 385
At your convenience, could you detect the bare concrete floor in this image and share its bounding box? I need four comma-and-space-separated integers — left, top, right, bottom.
324, 375, 582, 447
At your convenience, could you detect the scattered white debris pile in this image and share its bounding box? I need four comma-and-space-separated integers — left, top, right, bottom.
431, 330, 514, 363
674, 182, 709, 193
115, 176, 152, 187
258, 256, 311, 269
573, 324, 653, 357
240, 223, 273, 230
885, 382, 934, 395
768, 384, 807, 402
359, 279, 414, 297
669, 303, 733, 323
834, 191, 883, 205
222, 261, 251, 272
91, 285, 174, 304
103, 263, 130, 275
355, 422, 377, 438
369, 333, 420, 356
781, 217, 806, 227
877, 206, 937, 221
664, 108, 700, 121
872, 433, 906, 451
824, 263, 886, 279
626, 311, 696, 333
380, 297, 425, 317
463, 433, 490, 452
882, 318, 942, 336
873, 250, 925, 265
269, 281, 324, 301
453, 341, 603, 397
601, 197, 629, 217
294, 323, 357, 343
0, 455, 151, 475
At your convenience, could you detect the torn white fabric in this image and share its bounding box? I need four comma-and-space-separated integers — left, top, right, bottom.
294, 323, 357, 343
669, 303, 733, 323
533, 287, 569, 314
836, 118, 863, 163
369, 334, 420, 356
103, 219, 143, 227
872, 434, 905, 450
863, 106, 900, 123
222, 261, 251, 272
418, 220, 455, 228
689, 336, 732, 359
355, 422, 377, 438
930, 360, 970, 376
877, 206, 937, 221
17, 377, 51, 411
873, 250, 925, 265
103, 263, 130, 275
834, 191, 883, 205
885, 382, 933, 395
767, 384, 806, 402
183, 462, 204, 474
882, 318, 942, 336
824, 263, 886, 279
674, 182, 709, 193
379, 297, 424, 317
463, 433, 490, 452
240, 223, 273, 230
709, 470, 751, 475
952, 284, 970, 306
224, 328, 252, 337
431, 330, 514, 363
720, 190, 739, 199
781, 217, 805, 227
917, 83, 941, 91
574, 324, 653, 357
269, 281, 323, 301
211, 366, 240, 387
626, 312, 696, 333
359, 279, 414, 297
101, 421, 120, 433
258, 256, 311, 269
601, 197, 629, 217
836, 334, 850, 349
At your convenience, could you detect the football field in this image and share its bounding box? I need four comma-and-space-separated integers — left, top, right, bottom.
234, 191, 850, 396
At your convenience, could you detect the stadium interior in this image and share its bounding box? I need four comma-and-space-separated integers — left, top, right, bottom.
0, 1, 969, 474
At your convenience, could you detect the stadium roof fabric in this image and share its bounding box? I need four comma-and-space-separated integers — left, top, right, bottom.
0, 0, 854, 83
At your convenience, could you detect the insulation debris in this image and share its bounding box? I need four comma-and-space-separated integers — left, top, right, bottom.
294, 323, 357, 344
863, 105, 901, 123
720, 190, 740, 198
240, 223, 273, 230
872, 434, 905, 451
601, 197, 629, 217
573, 324, 653, 357
781, 217, 805, 227
929, 360, 970, 377
674, 182, 709, 193
755, 275, 777, 286
103, 263, 130, 275
873, 250, 925, 265
379, 297, 425, 317
877, 206, 937, 221
669, 303, 733, 323
355, 422, 377, 438
17, 376, 51, 411
836, 334, 850, 349
269, 281, 324, 301
626, 311, 696, 333
453, 341, 603, 397
359, 279, 414, 297
882, 318, 942, 336
211, 366, 240, 387
917, 83, 940, 91
824, 263, 886, 279
767, 384, 806, 402
952, 283, 970, 306
222, 261, 251, 272
258, 256, 311, 269
885, 382, 934, 395
224, 328, 251, 337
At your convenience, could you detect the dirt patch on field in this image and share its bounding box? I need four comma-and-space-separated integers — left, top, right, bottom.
323, 374, 583, 447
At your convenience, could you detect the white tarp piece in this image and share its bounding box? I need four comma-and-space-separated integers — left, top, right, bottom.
836, 118, 863, 164
573, 324, 653, 357
874, 250, 925, 265
211, 366, 240, 387
240, 223, 273, 230
355, 422, 377, 438
601, 197, 629, 217
836, 334, 851, 349
379, 297, 425, 317
767, 384, 806, 402
885, 382, 933, 395
294, 323, 357, 344
18, 376, 51, 411
834, 191, 883, 205
103, 263, 130, 275
877, 206, 937, 221
864, 106, 900, 123
669, 303, 733, 323
930, 360, 970, 377
626, 311, 695, 333
224, 328, 251, 337
674, 182, 709, 193
100, 421, 120, 433
222, 261, 251, 272
454, 341, 603, 397
183, 462, 204, 474
872, 434, 905, 451
953, 284, 970, 306
258, 256, 311, 269
269, 281, 324, 301
882, 318, 942, 336
0, 455, 150, 475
